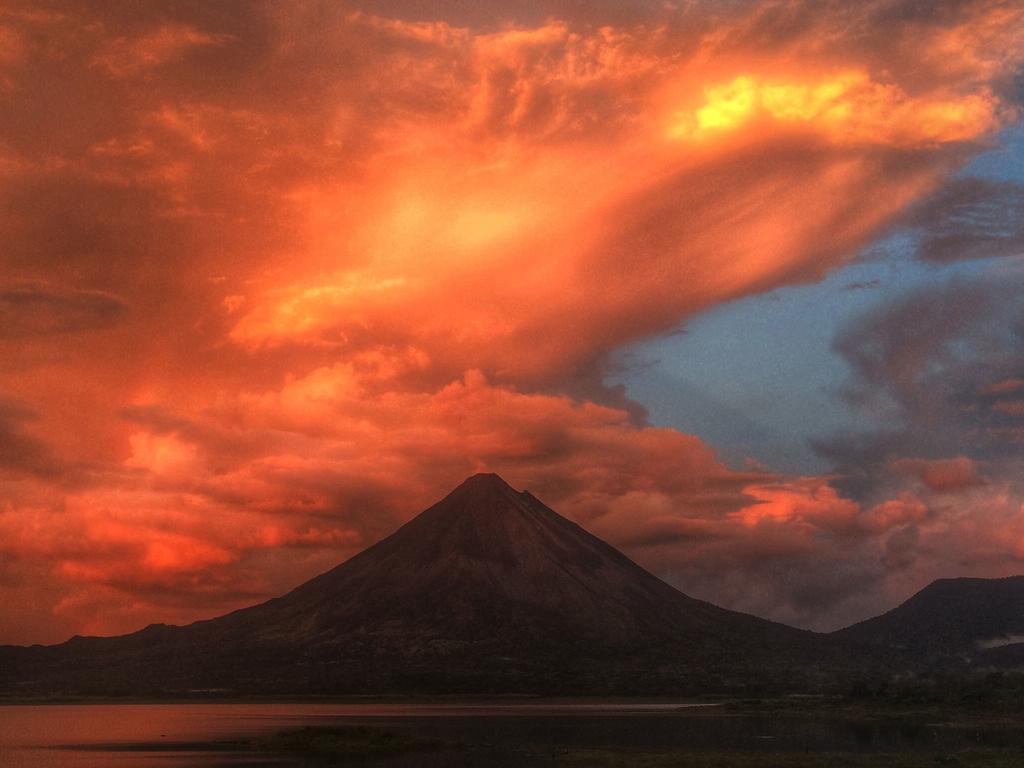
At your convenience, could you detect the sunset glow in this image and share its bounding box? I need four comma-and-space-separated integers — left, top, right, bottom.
1, 0, 1023, 644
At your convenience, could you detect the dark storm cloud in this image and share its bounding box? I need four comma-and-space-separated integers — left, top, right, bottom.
0, 396, 62, 478
816, 273, 1024, 499
843, 278, 882, 291
910, 178, 1024, 263
793, 274, 1024, 632
0, 284, 127, 337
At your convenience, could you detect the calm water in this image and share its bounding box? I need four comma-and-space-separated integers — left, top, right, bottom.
1, 702, 1021, 767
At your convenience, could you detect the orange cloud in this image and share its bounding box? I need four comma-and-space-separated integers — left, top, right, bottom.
212, 5, 1020, 385
668, 70, 1001, 145
0, 0, 1022, 644
983, 378, 1024, 396
731, 477, 859, 528
891, 456, 986, 493
91, 24, 232, 77
1, 360, 1023, 639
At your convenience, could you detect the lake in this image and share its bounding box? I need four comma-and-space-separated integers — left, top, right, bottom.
2, 702, 1023, 767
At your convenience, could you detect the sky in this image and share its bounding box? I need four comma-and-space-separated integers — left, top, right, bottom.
0, 0, 1022, 644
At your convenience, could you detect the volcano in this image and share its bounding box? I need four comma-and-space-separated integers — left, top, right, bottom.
1, 473, 831, 695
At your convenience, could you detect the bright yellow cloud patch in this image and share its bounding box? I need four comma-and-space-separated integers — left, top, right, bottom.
669, 71, 1000, 146
696, 75, 758, 131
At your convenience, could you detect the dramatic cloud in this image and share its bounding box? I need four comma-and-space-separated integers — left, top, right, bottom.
0, 396, 63, 479
1, 0, 1023, 642
91, 24, 232, 78
890, 456, 986, 494
904, 177, 1024, 263
0, 283, 126, 337
821, 272, 1024, 484
803, 270, 1024, 625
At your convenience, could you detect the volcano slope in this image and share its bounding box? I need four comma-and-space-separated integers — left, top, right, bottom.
1, 473, 846, 696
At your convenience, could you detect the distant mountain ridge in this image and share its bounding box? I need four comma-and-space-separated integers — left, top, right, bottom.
1, 474, 1022, 696
835, 576, 1024, 668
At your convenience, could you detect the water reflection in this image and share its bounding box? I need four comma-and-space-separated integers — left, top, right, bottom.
0, 703, 1020, 767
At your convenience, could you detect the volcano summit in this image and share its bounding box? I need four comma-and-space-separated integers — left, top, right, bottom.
2, 473, 838, 695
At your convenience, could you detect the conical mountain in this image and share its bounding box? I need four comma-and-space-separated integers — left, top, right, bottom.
1, 473, 830, 695
223, 473, 792, 646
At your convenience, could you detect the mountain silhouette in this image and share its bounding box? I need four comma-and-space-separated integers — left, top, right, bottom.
0, 473, 830, 695
836, 576, 1024, 669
